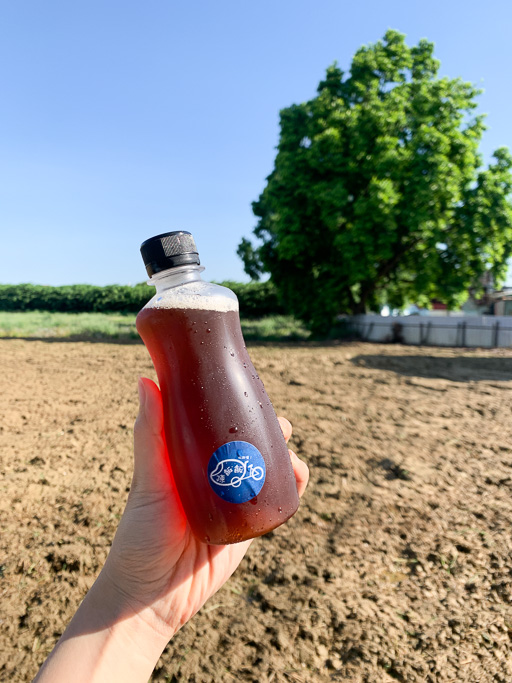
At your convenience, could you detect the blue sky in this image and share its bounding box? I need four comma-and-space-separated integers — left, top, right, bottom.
1, 0, 511, 286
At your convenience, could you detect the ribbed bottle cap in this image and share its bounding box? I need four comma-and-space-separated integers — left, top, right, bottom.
140, 231, 200, 277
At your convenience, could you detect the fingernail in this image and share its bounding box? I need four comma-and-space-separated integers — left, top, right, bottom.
138, 377, 146, 407
289, 449, 298, 462
281, 417, 292, 431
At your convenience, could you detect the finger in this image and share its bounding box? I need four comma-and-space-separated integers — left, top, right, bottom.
136, 377, 164, 436
289, 449, 309, 498
132, 377, 173, 494
278, 416, 292, 443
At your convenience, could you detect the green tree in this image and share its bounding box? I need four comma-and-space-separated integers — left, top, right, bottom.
239, 30, 512, 333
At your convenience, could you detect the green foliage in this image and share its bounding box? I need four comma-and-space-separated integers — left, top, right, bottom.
236, 239, 262, 281
0, 281, 284, 318
239, 30, 512, 333
0, 283, 151, 313
216, 280, 285, 318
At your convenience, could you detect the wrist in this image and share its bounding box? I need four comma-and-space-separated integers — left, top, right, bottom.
34, 568, 171, 683
90, 566, 173, 661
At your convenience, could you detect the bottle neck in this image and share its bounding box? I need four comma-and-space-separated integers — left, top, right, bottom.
148, 264, 205, 294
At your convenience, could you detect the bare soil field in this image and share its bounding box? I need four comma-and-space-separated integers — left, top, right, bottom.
1, 339, 512, 682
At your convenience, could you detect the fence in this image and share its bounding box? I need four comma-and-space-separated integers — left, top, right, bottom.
349, 314, 512, 349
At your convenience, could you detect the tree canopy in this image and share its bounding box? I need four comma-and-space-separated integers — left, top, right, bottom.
238, 30, 512, 332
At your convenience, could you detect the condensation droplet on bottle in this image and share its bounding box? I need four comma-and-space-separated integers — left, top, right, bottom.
204, 535, 210, 542
201, 341, 204, 345
244, 391, 248, 397
229, 426, 238, 434
243, 363, 247, 368
206, 329, 211, 333
208, 513, 214, 522
230, 351, 235, 357
278, 507, 283, 513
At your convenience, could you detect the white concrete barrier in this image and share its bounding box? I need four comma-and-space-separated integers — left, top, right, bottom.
348, 315, 512, 348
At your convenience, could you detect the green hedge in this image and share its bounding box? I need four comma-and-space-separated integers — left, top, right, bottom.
0, 281, 284, 318
0, 284, 150, 313
216, 281, 285, 318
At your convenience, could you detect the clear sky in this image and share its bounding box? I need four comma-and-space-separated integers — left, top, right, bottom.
1, 0, 511, 286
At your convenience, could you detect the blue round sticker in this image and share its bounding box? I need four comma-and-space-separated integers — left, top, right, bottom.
207, 441, 266, 504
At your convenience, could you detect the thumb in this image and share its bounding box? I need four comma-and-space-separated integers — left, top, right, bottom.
132, 377, 173, 494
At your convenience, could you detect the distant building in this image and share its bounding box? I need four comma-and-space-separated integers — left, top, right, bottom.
492, 289, 512, 316
396, 271, 512, 317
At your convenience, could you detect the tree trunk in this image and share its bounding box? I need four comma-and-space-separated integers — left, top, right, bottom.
353, 282, 374, 315
345, 286, 369, 315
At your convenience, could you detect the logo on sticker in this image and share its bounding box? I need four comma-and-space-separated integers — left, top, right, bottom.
207, 441, 266, 504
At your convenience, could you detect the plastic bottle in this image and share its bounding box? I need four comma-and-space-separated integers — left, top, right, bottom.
136, 231, 300, 544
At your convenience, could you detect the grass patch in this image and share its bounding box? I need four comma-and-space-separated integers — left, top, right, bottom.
0, 311, 139, 340
0, 311, 310, 342
242, 315, 310, 341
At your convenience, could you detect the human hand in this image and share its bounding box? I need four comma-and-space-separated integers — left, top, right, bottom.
102, 377, 309, 641
34, 377, 308, 683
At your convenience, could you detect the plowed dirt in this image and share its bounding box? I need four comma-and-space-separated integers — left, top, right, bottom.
1, 340, 512, 682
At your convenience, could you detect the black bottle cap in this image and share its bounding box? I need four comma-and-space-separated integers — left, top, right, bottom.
140, 231, 200, 277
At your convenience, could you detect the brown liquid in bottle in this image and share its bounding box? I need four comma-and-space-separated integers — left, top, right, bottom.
136, 303, 299, 544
